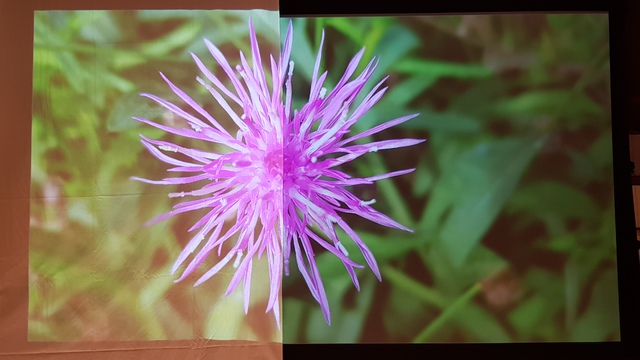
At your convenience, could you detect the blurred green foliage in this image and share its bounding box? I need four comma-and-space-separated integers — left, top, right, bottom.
281, 14, 618, 344
29, 10, 618, 344
29, 10, 281, 342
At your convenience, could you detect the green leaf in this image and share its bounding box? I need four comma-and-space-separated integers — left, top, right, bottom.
426, 244, 507, 295
138, 9, 208, 20
413, 159, 435, 197
99, 71, 135, 93
563, 253, 598, 330
185, 10, 279, 58
244, 9, 280, 43
342, 22, 421, 133
384, 282, 435, 340
506, 181, 599, 221
392, 58, 492, 79
55, 51, 88, 93
587, 130, 613, 169
111, 51, 146, 70
108, 93, 164, 132
283, 18, 316, 82
204, 290, 246, 340
385, 76, 437, 107
314, 229, 418, 280
283, 299, 307, 343
399, 109, 482, 133
370, 22, 420, 79
509, 294, 547, 337
437, 137, 545, 266
456, 304, 512, 342
570, 269, 620, 341
306, 275, 375, 343
509, 268, 566, 341
324, 17, 366, 44
545, 233, 580, 253
79, 11, 121, 45
449, 80, 508, 115
494, 90, 603, 119
141, 21, 202, 58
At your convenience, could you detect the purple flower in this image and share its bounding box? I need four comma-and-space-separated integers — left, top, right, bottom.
133, 19, 422, 326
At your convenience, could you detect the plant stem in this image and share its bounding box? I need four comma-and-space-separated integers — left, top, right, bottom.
412, 282, 483, 343
381, 265, 446, 308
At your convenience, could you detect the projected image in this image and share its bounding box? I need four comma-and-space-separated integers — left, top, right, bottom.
29, 9, 281, 342
281, 14, 619, 343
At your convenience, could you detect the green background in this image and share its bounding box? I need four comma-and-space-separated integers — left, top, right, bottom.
281, 14, 619, 344
28, 10, 619, 344
29, 9, 281, 342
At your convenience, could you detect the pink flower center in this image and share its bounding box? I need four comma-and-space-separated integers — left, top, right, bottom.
264, 147, 283, 179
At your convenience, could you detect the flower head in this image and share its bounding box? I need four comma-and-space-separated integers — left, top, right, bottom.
133, 19, 422, 326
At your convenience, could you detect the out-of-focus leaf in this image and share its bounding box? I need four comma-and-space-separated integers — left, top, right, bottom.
517, 268, 566, 340
435, 137, 545, 266
34, 16, 87, 93
28, 320, 53, 340
369, 22, 420, 79
99, 71, 135, 93
392, 58, 492, 79
67, 198, 95, 227
509, 294, 546, 337
570, 269, 620, 341
506, 181, 599, 221
138, 10, 207, 20
413, 159, 435, 197
139, 274, 174, 310
141, 21, 202, 58
55, 52, 87, 93
79, 11, 121, 44
49, 87, 86, 119
314, 229, 418, 281
456, 304, 512, 342
186, 10, 279, 58
153, 298, 191, 339
449, 79, 508, 115
427, 244, 507, 295
494, 90, 603, 119
33, 48, 62, 69
33, 50, 62, 93
283, 298, 306, 343
184, 23, 248, 57
562, 252, 601, 330
385, 76, 437, 107
333, 22, 421, 133
108, 93, 164, 132
546, 14, 609, 63
247, 9, 282, 44
385, 283, 433, 340
399, 109, 482, 133
204, 289, 247, 340
283, 18, 315, 81
545, 233, 580, 253
587, 130, 613, 169
112, 51, 146, 70
306, 275, 375, 343
324, 17, 366, 44
342, 229, 417, 262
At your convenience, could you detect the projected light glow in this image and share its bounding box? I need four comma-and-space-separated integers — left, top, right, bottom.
29, 10, 282, 342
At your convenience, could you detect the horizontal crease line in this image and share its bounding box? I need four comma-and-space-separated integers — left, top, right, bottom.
1, 342, 282, 356
28, 192, 177, 199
